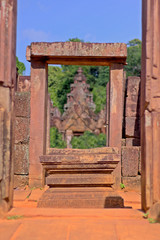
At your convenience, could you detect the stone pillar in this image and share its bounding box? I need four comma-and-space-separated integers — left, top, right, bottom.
46, 95, 51, 153
109, 63, 124, 187
141, 0, 160, 211
106, 82, 110, 147
29, 61, 48, 187
0, 0, 17, 213
109, 64, 124, 147
66, 130, 73, 148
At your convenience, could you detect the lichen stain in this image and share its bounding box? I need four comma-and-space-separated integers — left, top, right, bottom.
145, 112, 151, 127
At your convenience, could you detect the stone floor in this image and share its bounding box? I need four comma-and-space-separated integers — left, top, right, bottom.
0, 187, 160, 240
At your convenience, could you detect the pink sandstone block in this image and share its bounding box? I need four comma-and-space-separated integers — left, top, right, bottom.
28, 42, 127, 58
15, 118, 30, 143
14, 144, 29, 174
125, 117, 140, 138
126, 138, 140, 146
15, 92, 30, 118
121, 147, 139, 177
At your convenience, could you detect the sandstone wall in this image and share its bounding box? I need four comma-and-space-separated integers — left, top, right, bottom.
124, 76, 141, 146
0, 0, 17, 213
121, 146, 141, 191
14, 92, 30, 188
121, 76, 141, 191
141, 0, 160, 211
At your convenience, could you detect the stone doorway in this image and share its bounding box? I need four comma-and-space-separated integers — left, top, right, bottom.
26, 42, 127, 189
25, 42, 127, 207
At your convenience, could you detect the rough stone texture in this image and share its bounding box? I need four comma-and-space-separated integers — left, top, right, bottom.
39, 147, 120, 208
125, 117, 140, 138
122, 176, 141, 192
15, 92, 30, 117
27, 42, 127, 66
38, 188, 124, 208
125, 77, 140, 118
14, 175, 29, 189
15, 118, 30, 143
29, 61, 48, 187
138, 148, 141, 174
0, 0, 17, 214
121, 147, 140, 177
14, 92, 30, 187
109, 64, 124, 188
141, 0, 160, 211
14, 145, 29, 175
124, 76, 141, 145
0, 0, 17, 87
126, 138, 140, 147
148, 202, 160, 223
18, 76, 31, 92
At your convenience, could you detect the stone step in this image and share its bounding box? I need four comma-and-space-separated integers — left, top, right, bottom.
48, 147, 119, 155
45, 163, 117, 171
46, 174, 114, 187
37, 188, 124, 208
40, 153, 120, 164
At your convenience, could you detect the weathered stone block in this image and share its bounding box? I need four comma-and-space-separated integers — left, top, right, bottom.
15, 92, 30, 117
127, 76, 140, 95
121, 139, 126, 146
15, 118, 30, 143
14, 175, 29, 188
122, 176, 141, 192
138, 148, 141, 174
14, 144, 29, 174
126, 138, 140, 146
0, 107, 5, 181
18, 76, 31, 92
121, 147, 139, 177
125, 117, 140, 138
125, 77, 140, 118
125, 102, 140, 117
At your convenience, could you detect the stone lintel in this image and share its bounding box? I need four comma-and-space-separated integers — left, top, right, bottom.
26, 42, 127, 66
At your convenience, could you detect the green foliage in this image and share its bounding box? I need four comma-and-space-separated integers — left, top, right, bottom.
120, 183, 125, 189
50, 127, 67, 148
67, 37, 84, 42
7, 215, 23, 220
125, 38, 141, 77
16, 57, 26, 75
143, 212, 149, 219
48, 38, 141, 116
71, 131, 106, 149
92, 85, 106, 113
148, 218, 157, 224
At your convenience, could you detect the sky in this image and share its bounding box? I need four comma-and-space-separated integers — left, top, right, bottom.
17, 0, 142, 75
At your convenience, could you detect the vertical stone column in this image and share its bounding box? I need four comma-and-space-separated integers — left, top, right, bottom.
46, 95, 51, 153
66, 130, 73, 148
0, 0, 17, 213
29, 61, 48, 187
141, 0, 160, 211
106, 82, 110, 147
109, 63, 124, 187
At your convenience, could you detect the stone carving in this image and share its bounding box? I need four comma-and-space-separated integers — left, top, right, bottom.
50, 68, 106, 147
18, 76, 31, 92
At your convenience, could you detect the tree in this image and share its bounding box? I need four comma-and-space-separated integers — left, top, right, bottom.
71, 131, 106, 149
16, 57, 26, 75
48, 38, 142, 115
125, 39, 141, 77
50, 127, 66, 148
